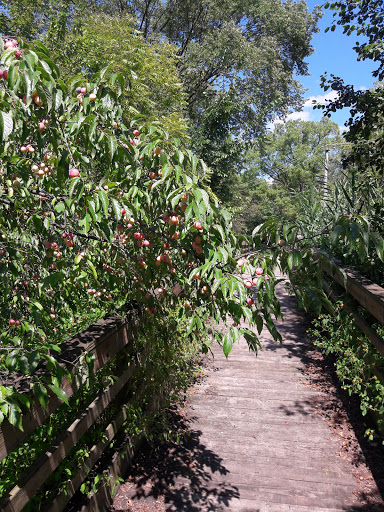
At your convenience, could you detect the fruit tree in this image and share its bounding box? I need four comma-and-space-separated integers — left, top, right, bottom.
0, 37, 285, 428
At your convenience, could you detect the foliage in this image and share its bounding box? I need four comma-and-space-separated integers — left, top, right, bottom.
292, 167, 384, 286
0, 305, 204, 508
231, 119, 344, 235
47, 14, 189, 140
308, 303, 384, 441
245, 119, 343, 191
0, 37, 284, 429
324, 0, 384, 80
1, 0, 323, 202
232, 177, 301, 235
315, 2, 384, 183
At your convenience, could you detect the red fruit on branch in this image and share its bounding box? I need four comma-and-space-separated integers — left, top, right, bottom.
69, 168, 79, 178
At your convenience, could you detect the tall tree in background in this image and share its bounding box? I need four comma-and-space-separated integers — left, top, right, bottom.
245, 118, 343, 191
1, 0, 321, 201
123, 0, 321, 199
232, 118, 344, 234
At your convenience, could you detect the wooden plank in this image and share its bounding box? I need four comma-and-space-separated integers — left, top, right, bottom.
0, 313, 141, 463
79, 391, 165, 512
43, 351, 153, 512
322, 258, 384, 323
0, 363, 138, 512
43, 404, 129, 512
323, 280, 384, 357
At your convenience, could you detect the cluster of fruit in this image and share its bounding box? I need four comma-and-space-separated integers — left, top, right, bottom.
0, 39, 20, 81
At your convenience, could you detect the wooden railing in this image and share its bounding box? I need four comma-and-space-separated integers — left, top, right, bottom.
320, 257, 384, 356
0, 305, 162, 512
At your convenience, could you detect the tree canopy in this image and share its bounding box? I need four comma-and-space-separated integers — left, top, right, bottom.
0, 0, 322, 201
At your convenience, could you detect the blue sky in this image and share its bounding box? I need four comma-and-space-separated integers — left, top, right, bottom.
282, 0, 378, 130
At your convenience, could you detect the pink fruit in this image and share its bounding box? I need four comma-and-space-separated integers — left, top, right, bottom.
3, 70, 8, 81
193, 221, 202, 230
247, 297, 254, 306
133, 130, 139, 137
252, 277, 258, 285
243, 280, 252, 289
9, 319, 16, 326
255, 267, 263, 276
0, 70, 3, 79
81, 87, 86, 94
69, 168, 79, 178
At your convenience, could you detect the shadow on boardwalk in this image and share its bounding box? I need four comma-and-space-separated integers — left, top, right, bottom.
275, 292, 384, 510
113, 287, 384, 511
112, 407, 240, 512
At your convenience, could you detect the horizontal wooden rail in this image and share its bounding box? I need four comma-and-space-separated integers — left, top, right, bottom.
0, 311, 141, 463
1, 362, 138, 512
322, 280, 384, 358
321, 258, 384, 324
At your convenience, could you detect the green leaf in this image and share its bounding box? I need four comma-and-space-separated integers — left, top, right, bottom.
7, 63, 19, 90
33, 382, 48, 410
7, 402, 23, 430
373, 234, 384, 262
74, 254, 83, 265
54, 201, 66, 213
48, 384, 69, 405
108, 136, 117, 159
98, 189, 109, 217
111, 198, 121, 221
87, 260, 98, 281
53, 88, 63, 110
0, 111, 13, 141
24, 52, 37, 70
36, 83, 53, 111
5, 350, 18, 372
222, 332, 233, 357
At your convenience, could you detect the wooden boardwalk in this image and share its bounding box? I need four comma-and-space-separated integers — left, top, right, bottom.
112, 283, 381, 512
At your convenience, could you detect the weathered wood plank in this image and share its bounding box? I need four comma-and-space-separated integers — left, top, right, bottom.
0, 363, 137, 512
323, 279, 384, 357
0, 313, 140, 463
322, 258, 384, 323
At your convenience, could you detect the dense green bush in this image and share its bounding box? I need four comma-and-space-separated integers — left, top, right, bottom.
308, 303, 384, 441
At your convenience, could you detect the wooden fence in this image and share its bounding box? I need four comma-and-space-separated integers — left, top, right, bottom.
0, 305, 162, 512
320, 257, 384, 356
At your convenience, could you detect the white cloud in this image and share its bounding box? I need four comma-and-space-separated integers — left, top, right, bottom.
304, 91, 339, 108
285, 111, 312, 122
267, 110, 311, 130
